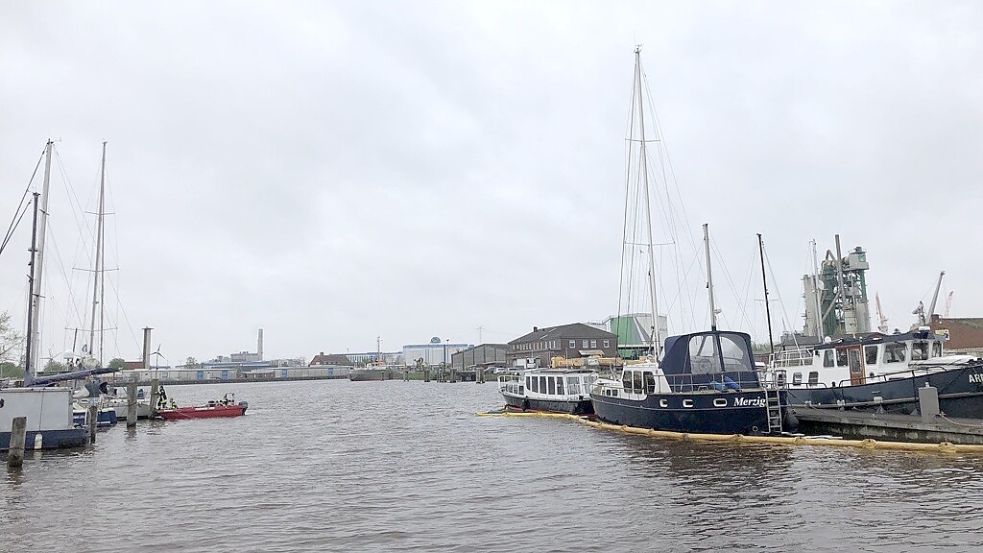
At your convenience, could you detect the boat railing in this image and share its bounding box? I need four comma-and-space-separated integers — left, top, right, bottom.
769, 348, 814, 368
663, 373, 764, 393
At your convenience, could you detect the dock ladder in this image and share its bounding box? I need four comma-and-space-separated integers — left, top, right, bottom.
765, 387, 783, 434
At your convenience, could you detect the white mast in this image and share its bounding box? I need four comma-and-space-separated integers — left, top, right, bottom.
88, 141, 107, 366
28, 139, 54, 376
633, 46, 662, 358
703, 223, 717, 331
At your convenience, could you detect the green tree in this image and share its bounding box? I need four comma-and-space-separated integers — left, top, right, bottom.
1, 311, 21, 364
108, 357, 126, 369
43, 359, 67, 374
0, 361, 21, 378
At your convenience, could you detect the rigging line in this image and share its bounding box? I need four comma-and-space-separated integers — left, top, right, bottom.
764, 245, 797, 338
709, 237, 753, 331
43, 221, 88, 341
617, 66, 640, 341
0, 148, 46, 257
53, 149, 97, 262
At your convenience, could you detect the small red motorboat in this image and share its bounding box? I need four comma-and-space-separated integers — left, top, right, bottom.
156, 394, 248, 421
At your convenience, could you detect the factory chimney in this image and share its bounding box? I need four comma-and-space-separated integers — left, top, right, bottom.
257, 328, 264, 360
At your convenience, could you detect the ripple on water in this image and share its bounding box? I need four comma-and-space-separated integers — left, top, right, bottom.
2, 379, 983, 553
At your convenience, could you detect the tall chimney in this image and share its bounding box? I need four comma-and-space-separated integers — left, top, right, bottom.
142, 327, 153, 371
257, 328, 264, 360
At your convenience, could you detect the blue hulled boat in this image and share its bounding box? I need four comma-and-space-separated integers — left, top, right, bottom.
592, 330, 795, 435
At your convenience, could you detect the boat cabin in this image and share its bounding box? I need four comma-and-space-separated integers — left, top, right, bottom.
770, 329, 947, 388
605, 331, 761, 398
498, 369, 597, 400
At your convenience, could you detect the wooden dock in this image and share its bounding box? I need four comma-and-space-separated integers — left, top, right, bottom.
793, 407, 983, 445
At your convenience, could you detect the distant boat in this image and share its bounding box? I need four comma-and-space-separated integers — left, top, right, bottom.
350, 336, 391, 381
156, 394, 247, 420
499, 368, 597, 415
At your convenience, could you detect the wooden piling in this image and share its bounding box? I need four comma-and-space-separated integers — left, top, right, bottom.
87, 405, 98, 443
149, 378, 161, 418
126, 382, 138, 428
7, 417, 27, 468
423, 368, 430, 382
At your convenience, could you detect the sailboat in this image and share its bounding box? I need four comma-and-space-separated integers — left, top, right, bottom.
589, 49, 795, 436
1, 141, 87, 450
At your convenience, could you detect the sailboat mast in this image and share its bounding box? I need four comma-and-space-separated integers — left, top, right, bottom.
703, 223, 717, 331
757, 233, 774, 355
28, 140, 54, 376
634, 46, 662, 357
88, 141, 107, 366
24, 193, 41, 385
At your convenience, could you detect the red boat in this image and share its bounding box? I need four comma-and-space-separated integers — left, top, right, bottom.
156, 394, 248, 420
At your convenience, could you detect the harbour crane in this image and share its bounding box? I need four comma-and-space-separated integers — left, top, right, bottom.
875, 293, 889, 333
944, 291, 954, 318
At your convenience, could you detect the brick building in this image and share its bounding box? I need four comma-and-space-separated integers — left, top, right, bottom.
931, 315, 983, 356
507, 323, 618, 368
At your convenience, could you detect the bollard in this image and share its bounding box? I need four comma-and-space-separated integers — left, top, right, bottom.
424, 368, 430, 382
126, 382, 138, 428
7, 417, 27, 468
919, 385, 940, 420
149, 378, 160, 418
87, 405, 98, 443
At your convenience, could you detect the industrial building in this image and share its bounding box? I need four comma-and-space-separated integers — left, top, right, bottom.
403, 338, 471, 367
802, 240, 871, 338
450, 344, 507, 372
507, 323, 617, 368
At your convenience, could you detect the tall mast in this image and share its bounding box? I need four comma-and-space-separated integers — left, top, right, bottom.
757, 233, 774, 355
703, 223, 717, 331
634, 46, 662, 358
28, 140, 54, 376
810, 239, 823, 338
88, 141, 107, 366
24, 193, 41, 385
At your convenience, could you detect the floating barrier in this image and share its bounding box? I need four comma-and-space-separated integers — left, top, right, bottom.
477, 409, 983, 454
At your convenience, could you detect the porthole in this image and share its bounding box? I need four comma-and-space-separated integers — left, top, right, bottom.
659, 399, 668, 408
682, 399, 694, 408
713, 398, 727, 407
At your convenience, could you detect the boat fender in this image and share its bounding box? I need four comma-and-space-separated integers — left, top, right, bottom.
521, 398, 530, 412
723, 376, 741, 392
783, 409, 800, 433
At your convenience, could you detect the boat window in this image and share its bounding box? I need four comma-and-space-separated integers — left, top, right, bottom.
632, 371, 643, 393
808, 371, 819, 385
529, 377, 537, 393
792, 372, 803, 385
539, 376, 547, 393
525, 376, 531, 390
718, 334, 753, 372
556, 377, 564, 395
547, 377, 556, 395
836, 349, 848, 367
776, 370, 786, 386
865, 345, 878, 365
622, 372, 632, 392
643, 371, 656, 394
932, 341, 942, 358
689, 335, 722, 374
885, 343, 906, 363
566, 376, 579, 394
911, 341, 929, 361
823, 350, 834, 368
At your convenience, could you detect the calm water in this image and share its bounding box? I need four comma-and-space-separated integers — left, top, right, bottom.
2, 379, 982, 552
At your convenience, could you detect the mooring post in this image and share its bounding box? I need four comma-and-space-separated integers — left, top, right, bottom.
126, 381, 138, 428
918, 385, 940, 421
149, 378, 161, 418
7, 417, 27, 468
87, 405, 98, 443
423, 368, 430, 382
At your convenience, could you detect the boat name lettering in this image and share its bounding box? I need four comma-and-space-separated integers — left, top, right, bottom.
970, 373, 983, 384
733, 397, 766, 408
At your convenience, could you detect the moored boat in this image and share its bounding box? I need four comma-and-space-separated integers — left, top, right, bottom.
769, 329, 983, 418
498, 369, 597, 415
1, 387, 88, 450
155, 394, 248, 420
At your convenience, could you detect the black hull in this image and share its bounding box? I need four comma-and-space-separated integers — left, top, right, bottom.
787, 364, 983, 418
591, 390, 782, 435
502, 393, 594, 415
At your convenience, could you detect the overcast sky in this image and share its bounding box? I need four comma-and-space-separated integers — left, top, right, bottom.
2, 1, 981, 363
